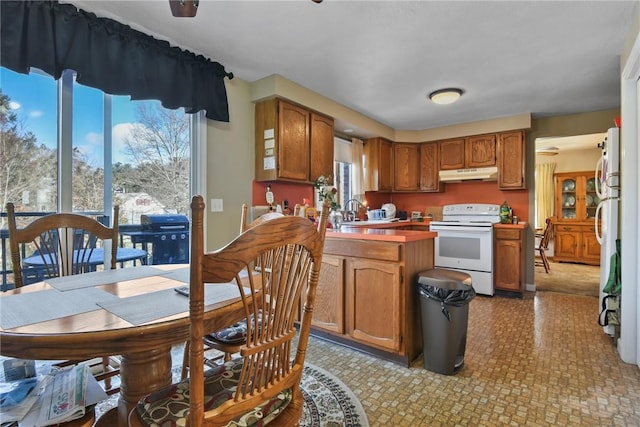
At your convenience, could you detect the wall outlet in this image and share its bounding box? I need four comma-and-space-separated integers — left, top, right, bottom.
210, 198, 223, 212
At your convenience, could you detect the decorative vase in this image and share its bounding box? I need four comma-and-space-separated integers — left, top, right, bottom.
329, 210, 343, 230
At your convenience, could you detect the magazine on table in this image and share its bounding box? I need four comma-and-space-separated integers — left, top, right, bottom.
18, 364, 89, 427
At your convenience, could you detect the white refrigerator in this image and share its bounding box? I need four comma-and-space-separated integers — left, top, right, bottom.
595, 127, 620, 336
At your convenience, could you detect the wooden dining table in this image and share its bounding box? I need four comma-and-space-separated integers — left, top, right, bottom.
0, 264, 249, 426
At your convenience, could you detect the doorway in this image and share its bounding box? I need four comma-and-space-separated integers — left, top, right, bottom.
534, 134, 604, 296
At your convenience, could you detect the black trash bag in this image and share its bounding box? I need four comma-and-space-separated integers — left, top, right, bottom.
418, 284, 476, 322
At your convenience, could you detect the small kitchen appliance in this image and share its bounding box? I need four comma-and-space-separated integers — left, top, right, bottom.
429, 204, 501, 296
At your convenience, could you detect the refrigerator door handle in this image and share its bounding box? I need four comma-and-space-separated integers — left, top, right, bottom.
595, 157, 604, 199
595, 201, 604, 245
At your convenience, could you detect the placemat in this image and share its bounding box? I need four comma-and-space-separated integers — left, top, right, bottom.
159, 267, 249, 284
96, 283, 243, 325
1, 288, 118, 330
46, 266, 167, 291
160, 266, 190, 283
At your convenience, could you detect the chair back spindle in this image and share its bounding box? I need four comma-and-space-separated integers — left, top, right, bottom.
6, 203, 119, 287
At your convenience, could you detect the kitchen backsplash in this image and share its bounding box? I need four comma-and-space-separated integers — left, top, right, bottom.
252, 180, 529, 223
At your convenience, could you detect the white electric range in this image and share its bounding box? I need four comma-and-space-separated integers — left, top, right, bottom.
429, 204, 501, 296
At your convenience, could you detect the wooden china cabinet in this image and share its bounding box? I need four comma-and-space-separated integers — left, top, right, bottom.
553, 171, 601, 265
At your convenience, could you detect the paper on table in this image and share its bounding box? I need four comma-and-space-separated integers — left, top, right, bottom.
97, 283, 244, 325
46, 266, 166, 291
26, 365, 87, 427
1, 288, 118, 330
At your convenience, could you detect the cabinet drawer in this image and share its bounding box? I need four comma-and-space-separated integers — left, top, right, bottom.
324, 239, 401, 262
494, 229, 520, 240
556, 225, 581, 233
582, 225, 596, 233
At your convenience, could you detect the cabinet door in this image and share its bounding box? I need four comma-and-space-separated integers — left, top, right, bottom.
346, 258, 401, 352
393, 143, 420, 191
584, 176, 599, 221
581, 225, 601, 265
554, 225, 581, 260
557, 176, 579, 221
278, 101, 310, 181
494, 229, 523, 292
466, 134, 496, 168
309, 113, 334, 183
363, 138, 393, 192
311, 255, 344, 333
420, 142, 443, 192
497, 131, 525, 189
378, 139, 394, 192
439, 138, 465, 170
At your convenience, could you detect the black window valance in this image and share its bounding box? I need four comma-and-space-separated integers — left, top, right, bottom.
0, 1, 233, 122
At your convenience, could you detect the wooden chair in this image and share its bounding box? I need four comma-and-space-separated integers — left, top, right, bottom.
131, 195, 329, 427
535, 216, 555, 274
181, 203, 300, 379
6, 203, 122, 395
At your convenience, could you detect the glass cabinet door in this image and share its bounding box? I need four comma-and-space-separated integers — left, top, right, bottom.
585, 177, 599, 219
560, 178, 577, 220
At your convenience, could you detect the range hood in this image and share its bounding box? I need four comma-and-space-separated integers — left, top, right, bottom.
439, 166, 498, 182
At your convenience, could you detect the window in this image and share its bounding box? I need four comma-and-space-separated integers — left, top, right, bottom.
333, 136, 366, 211
1, 67, 194, 224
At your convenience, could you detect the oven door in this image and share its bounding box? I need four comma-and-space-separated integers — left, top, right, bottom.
430, 224, 493, 272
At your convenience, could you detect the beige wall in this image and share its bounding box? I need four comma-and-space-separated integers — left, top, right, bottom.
536, 148, 601, 173
205, 78, 255, 250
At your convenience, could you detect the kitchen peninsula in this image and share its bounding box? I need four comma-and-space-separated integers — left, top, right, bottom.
310, 226, 437, 366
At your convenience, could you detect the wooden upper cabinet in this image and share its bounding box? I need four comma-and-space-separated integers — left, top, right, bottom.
440, 135, 497, 170
393, 143, 420, 191
439, 138, 466, 170
420, 142, 443, 192
309, 113, 335, 182
466, 134, 496, 167
497, 130, 526, 190
364, 137, 393, 192
255, 98, 333, 183
278, 101, 310, 181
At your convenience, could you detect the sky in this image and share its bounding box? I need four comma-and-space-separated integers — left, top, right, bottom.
1, 67, 153, 166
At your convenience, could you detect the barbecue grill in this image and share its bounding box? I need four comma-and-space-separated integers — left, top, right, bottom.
139, 214, 190, 264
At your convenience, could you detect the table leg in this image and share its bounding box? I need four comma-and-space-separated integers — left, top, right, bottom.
107, 346, 173, 427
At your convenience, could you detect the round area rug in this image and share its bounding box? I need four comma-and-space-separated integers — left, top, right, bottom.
96, 363, 368, 426
300, 363, 369, 427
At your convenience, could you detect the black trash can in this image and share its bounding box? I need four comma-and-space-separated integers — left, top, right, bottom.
417, 268, 475, 375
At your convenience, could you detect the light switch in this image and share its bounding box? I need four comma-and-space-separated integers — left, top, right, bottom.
210, 198, 223, 212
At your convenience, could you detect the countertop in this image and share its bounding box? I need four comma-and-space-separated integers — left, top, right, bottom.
493, 222, 528, 230
326, 227, 437, 242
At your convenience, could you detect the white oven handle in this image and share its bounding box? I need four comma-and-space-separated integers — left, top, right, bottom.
430, 225, 493, 233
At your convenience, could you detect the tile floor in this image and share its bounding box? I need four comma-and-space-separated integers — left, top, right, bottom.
301, 291, 640, 426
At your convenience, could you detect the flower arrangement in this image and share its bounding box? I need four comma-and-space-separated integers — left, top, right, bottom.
314, 175, 340, 211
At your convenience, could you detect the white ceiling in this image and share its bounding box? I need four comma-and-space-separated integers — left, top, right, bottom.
65, 0, 636, 150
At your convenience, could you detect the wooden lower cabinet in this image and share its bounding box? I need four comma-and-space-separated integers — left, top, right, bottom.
346, 258, 401, 351
310, 237, 434, 366
554, 222, 600, 265
312, 255, 345, 334
494, 227, 525, 294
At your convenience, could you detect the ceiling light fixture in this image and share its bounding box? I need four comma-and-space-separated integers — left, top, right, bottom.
536, 146, 560, 156
428, 88, 463, 105
169, 0, 199, 17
